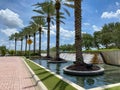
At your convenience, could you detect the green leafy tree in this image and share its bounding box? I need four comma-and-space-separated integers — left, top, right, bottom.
101, 24, 113, 48
0, 46, 7, 56
93, 31, 102, 49
113, 22, 120, 48
82, 33, 94, 50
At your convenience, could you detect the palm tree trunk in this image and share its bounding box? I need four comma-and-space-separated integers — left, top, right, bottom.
47, 16, 50, 58
55, 1, 61, 60
74, 0, 84, 63
33, 33, 36, 54
21, 39, 23, 55
39, 27, 42, 57
25, 35, 27, 55
29, 35, 31, 58
15, 39, 17, 55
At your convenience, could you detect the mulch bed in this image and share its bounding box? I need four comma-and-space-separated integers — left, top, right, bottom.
67, 62, 100, 71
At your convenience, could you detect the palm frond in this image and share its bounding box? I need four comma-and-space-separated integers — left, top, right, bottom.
64, 3, 74, 8
63, 7, 70, 16
33, 10, 45, 15
60, 20, 65, 25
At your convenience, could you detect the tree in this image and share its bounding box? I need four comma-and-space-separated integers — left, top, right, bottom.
18, 31, 24, 55
10, 33, 19, 55
33, 1, 55, 58
21, 27, 29, 55
74, 0, 84, 63
0, 46, 7, 56
31, 16, 46, 56
29, 21, 38, 54
113, 22, 120, 48
93, 31, 102, 49
101, 24, 114, 48
82, 33, 94, 50
93, 22, 120, 49
55, 0, 61, 60
22, 26, 33, 56
55, 0, 71, 60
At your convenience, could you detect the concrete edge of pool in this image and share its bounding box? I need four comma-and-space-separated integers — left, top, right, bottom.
63, 66, 104, 76
88, 83, 120, 90
24, 58, 85, 90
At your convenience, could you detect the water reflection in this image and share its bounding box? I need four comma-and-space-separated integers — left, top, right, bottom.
86, 78, 95, 85
47, 61, 50, 69
33, 59, 120, 89
56, 64, 61, 74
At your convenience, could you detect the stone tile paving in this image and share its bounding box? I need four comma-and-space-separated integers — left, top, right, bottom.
0, 56, 39, 90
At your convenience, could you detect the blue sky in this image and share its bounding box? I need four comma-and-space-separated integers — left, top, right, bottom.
0, 0, 120, 50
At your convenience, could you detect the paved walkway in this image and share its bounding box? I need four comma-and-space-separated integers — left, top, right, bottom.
0, 56, 39, 90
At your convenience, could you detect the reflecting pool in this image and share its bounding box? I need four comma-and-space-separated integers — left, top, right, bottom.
33, 59, 120, 89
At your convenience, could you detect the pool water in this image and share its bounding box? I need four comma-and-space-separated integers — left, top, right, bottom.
33, 59, 120, 89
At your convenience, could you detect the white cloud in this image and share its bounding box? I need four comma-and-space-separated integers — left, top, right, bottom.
92, 25, 102, 31
1, 28, 19, 36
101, 9, 120, 19
83, 23, 90, 26
60, 27, 74, 39
44, 25, 74, 40
0, 8, 24, 28
115, 2, 120, 6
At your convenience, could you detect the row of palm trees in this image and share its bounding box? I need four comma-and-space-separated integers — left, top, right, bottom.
9, 0, 84, 64
9, 17, 45, 56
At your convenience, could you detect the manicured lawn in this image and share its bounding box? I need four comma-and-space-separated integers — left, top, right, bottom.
25, 59, 77, 90
83, 48, 120, 53
105, 86, 120, 90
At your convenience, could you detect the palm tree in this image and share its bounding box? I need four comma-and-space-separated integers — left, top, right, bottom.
63, 0, 83, 63
74, 0, 84, 63
22, 26, 33, 56
55, 0, 61, 60
55, 0, 71, 60
9, 34, 15, 54
29, 22, 38, 55
21, 27, 29, 55
31, 16, 46, 57
18, 31, 24, 55
9, 33, 19, 55
33, 1, 55, 58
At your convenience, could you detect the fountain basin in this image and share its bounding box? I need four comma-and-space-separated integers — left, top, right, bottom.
63, 66, 104, 76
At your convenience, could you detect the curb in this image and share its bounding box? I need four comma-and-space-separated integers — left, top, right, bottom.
22, 57, 48, 90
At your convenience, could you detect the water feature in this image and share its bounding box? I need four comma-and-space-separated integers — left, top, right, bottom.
33, 53, 120, 89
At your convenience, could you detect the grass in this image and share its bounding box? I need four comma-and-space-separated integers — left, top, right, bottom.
105, 86, 120, 90
83, 48, 120, 53
25, 59, 77, 90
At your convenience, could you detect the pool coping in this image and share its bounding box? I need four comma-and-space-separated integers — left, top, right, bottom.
88, 83, 120, 90
23, 58, 85, 90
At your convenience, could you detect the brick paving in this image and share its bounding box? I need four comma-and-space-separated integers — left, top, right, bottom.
0, 56, 39, 90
